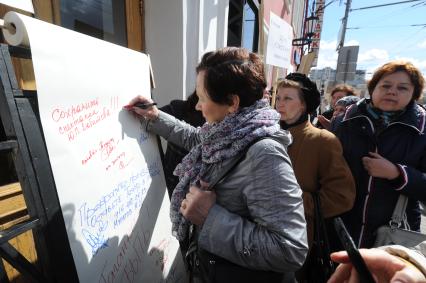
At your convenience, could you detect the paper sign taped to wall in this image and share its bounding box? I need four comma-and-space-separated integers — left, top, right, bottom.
265, 12, 293, 69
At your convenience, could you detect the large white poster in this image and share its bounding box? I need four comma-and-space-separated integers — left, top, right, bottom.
265, 12, 293, 69
3, 12, 186, 283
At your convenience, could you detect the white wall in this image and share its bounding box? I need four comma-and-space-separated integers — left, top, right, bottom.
145, 0, 229, 106
145, 0, 183, 106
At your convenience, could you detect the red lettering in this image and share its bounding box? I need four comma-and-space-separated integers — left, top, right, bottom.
100, 138, 116, 161
50, 98, 99, 123
82, 148, 98, 165
67, 128, 79, 141
51, 109, 62, 122
312, 33, 321, 39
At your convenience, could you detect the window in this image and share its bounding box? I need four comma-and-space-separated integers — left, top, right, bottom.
60, 0, 127, 47
228, 0, 259, 52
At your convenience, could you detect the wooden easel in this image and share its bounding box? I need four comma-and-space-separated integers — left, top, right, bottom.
0, 44, 78, 282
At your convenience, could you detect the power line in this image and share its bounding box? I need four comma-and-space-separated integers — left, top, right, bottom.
384, 25, 425, 54
412, 1, 426, 6
350, 0, 425, 12
346, 0, 426, 43
315, 0, 339, 14
347, 23, 426, 29
345, 2, 426, 49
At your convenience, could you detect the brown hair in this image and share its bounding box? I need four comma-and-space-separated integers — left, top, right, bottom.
368, 60, 425, 101
330, 84, 356, 98
196, 47, 266, 108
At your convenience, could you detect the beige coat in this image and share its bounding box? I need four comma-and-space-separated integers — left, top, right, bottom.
287, 120, 356, 245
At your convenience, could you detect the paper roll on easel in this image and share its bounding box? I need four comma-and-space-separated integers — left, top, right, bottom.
2, 11, 29, 47
0, 11, 187, 283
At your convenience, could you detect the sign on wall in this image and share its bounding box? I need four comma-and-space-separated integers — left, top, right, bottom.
265, 12, 293, 69
310, 0, 325, 67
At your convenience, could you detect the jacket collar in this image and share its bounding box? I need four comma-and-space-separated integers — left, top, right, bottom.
287, 119, 312, 137
342, 98, 426, 134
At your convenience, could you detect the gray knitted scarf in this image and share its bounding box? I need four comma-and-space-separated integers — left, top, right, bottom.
170, 99, 281, 241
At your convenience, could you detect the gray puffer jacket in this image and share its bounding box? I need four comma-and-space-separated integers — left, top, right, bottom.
147, 111, 308, 273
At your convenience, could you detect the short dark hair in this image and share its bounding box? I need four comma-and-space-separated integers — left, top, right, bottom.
196, 47, 266, 108
368, 61, 425, 101
331, 84, 356, 98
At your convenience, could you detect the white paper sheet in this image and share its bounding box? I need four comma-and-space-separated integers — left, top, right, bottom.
3, 11, 186, 283
265, 12, 293, 69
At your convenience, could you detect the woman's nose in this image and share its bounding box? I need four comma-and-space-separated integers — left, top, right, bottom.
387, 85, 398, 94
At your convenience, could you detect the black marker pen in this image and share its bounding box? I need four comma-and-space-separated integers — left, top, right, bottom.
334, 217, 375, 283
123, 102, 157, 110
133, 102, 157, 109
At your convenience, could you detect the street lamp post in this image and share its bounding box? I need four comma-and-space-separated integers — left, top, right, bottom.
292, 13, 319, 53
304, 14, 319, 51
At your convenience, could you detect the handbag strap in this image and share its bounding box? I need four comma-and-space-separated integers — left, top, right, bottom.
312, 183, 328, 241
390, 194, 408, 228
311, 192, 334, 271
312, 192, 324, 242
312, 192, 330, 245
207, 136, 272, 189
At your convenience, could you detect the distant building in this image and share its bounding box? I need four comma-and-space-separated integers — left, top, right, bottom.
309, 67, 336, 82
352, 70, 367, 86
309, 67, 366, 86
309, 67, 368, 110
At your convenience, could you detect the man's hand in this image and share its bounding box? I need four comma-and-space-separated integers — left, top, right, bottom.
318, 114, 331, 130
328, 249, 426, 283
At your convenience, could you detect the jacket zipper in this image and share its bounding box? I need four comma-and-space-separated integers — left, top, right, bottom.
343, 115, 376, 247
387, 121, 424, 134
